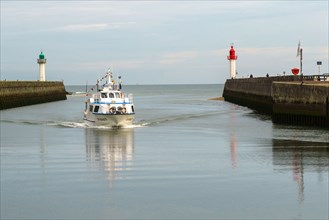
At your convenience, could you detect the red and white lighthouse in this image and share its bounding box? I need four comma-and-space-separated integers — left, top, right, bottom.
227, 45, 238, 79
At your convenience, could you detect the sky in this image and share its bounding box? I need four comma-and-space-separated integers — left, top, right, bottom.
1, 1, 328, 85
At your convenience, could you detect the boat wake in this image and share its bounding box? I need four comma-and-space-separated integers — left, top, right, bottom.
135, 111, 220, 127
1, 119, 85, 128
1, 118, 144, 129
1, 111, 220, 129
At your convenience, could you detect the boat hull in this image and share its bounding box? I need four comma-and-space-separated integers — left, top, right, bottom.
84, 113, 135, 127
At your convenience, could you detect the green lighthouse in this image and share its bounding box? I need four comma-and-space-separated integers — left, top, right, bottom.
37, 51, 47, 81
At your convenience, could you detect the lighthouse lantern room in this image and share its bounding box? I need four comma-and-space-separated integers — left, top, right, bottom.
227, 45, 238, 79
37, 51, 47, 81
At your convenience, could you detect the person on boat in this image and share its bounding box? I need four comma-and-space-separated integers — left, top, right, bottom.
118, 76, 122, 90
111, 79, 115, 89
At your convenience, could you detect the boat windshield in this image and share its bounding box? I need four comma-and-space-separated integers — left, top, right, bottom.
115, 92, 121, 98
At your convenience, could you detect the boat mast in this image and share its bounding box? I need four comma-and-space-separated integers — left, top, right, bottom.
107, 68, 113, 89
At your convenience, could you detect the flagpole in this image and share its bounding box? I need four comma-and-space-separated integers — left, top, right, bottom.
300, 48, 303, 79
297, 41, 303, 81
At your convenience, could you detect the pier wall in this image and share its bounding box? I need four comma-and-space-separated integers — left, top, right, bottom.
222, 76, 329, 128
222, 76, 302, 113
0, 81, 67, 110
222, 77, 273, 113
272, 82, 329, 127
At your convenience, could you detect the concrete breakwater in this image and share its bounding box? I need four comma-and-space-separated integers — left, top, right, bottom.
223, 76, 329, 128
0, 81, 67, 110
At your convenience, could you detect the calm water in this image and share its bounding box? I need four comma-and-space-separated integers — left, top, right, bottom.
1, 84, 328, 219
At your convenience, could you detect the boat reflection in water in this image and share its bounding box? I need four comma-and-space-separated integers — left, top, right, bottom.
272, 139, 329, 203
85, 128, 134, 184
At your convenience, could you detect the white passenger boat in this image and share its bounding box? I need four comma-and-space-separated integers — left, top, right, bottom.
83, 69, 135, 127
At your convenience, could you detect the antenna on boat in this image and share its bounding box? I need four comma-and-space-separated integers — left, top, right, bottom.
107, 68, 113, 89
85, 81, 87, 94
85, 81, 88, 110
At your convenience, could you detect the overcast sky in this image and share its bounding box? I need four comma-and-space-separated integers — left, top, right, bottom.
1, 1, 328, 85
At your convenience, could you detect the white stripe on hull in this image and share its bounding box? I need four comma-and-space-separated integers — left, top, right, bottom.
84, 114, 134, 127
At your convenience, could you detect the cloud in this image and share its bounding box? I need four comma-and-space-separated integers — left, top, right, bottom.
60, 23, 109, 31
50, 22, 136, 32
1, 1, 327, 84
110, 59, 147, 69
159, 51, 199, 64
64, 59, 147, 71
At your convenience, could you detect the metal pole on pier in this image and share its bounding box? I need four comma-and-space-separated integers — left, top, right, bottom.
317, 61, 322, 75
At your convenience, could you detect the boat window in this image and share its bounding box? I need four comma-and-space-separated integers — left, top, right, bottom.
131, 106, 134, 113
89, 105, 93, 112
115, 92, 120, 98
109, 93, 114, 98
93, 106, 99, 113
101, 93, 107, 98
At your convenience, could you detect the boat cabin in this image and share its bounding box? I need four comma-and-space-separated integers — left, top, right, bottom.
86, 90, 134, 115
92, 90, 129, 104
